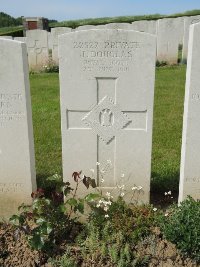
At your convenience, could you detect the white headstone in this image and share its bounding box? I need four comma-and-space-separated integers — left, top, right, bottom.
182, 15, 200, 62
105, 23, 132, 30
14, 37, 27, 43
179, 23, 200, 203
0, 39, 36, 219
51, 27, 72, 63
75, 25, 97, 31
26, 30, 49, 69
157, 17, 184, 64
59, 30, 156, 202
0, 36, 12, 39
131, 20, 157, 35
48, 32, 53, 50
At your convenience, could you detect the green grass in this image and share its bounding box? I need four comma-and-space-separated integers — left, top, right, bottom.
30, 73, 62, 187
152, 65, 186, 193
0, 26, 23, 36
29, 65, 186, 192
50, 9, 200, 28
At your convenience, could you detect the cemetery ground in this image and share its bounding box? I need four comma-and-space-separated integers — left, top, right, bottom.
1, 65, 200, 267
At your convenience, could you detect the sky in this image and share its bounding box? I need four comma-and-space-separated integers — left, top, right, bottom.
1, 0, 200, 22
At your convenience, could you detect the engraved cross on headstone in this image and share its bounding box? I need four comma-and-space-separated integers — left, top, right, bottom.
66, 77, 147, 186
29, 40, 46, 65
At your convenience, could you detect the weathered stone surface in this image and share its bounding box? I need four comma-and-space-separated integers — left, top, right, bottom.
0, 36, 12, 39
26, 29, 49, 68
105, 23, 132, 30
179, 23, 200, 202
59, 29, 156, 202
75, 25, 98, 31
48, 32, 53, 50
157, 17, 184, 64
131, 20, 157, 35
51, 27, 72, 63
0, 39, 36, 219
182, 15, 200, 62
14, 37, 27, 43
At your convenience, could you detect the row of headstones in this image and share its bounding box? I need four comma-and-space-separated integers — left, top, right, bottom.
0, 23, 199, 219
2, 15, 200, 69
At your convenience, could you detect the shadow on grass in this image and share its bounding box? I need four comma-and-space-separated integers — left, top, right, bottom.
150, 171, 180, 208
36, 173, 63, 198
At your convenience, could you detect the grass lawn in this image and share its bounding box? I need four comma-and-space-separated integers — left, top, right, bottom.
30, 65, 186, 193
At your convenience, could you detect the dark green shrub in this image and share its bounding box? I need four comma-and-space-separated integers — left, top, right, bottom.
162, 196, 200, 263
9, 172, 96, 253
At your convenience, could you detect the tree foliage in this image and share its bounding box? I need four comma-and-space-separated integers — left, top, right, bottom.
0, 12, 22, 27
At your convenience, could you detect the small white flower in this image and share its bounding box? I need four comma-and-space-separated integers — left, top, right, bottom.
165, 213, 169, 217
121, 173, 125, 178
107, 201, 112, 205
137, 186, 143, 191
153, 208, 157, 212
96, 162, 100, 166
90, 169, 94, 173
100, 170, 105, 174
99, 199, 103, 204
105, 214, 109, 218
107, 159, 111, 164
96, 204, 100, 208
101, 179, 104, 183
168, 191, 171, 195
121, 185, 125, 190
171, 196, 173, 199
120, 192, 125, 197
164, 192, 168, 196
104, 206, 108, 212
106, 192, 111, 197
131, 186, 137, 191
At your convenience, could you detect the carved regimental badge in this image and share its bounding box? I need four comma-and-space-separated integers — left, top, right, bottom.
82, 96, 131, 144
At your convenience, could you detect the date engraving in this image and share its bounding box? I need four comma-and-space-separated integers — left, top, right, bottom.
0, 183, 23, 193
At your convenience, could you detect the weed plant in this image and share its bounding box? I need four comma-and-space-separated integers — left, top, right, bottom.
161, 197, 200, 263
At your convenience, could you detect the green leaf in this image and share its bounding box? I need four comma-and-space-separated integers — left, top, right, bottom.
28, 234, 45, 250
85, 193, 100, 202
59, 203, 67, 213
9, 215, 20, 225
64, 186, 73, 196
66, 198, 78, 206
36, 217, 46, 225
77, 200, 84, 214
46, 223, 53, 234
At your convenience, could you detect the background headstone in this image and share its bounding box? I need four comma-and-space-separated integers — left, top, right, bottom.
131, 20, 157, 35
75, 25, 98, 31
0, 39, 36, 219
0, 36, 12, 39
157, 17, 184, 64
48, 32, 53, 50
14, 37, 27, 43
59, 29, 156, 202
26, 29, 49, 69
51, 27, 72, 63
105, 23, 132, 30
182, 15, 200, 62
179, 23, 200, 202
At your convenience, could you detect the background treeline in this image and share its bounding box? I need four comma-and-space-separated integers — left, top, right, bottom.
0, 12, 22, 27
